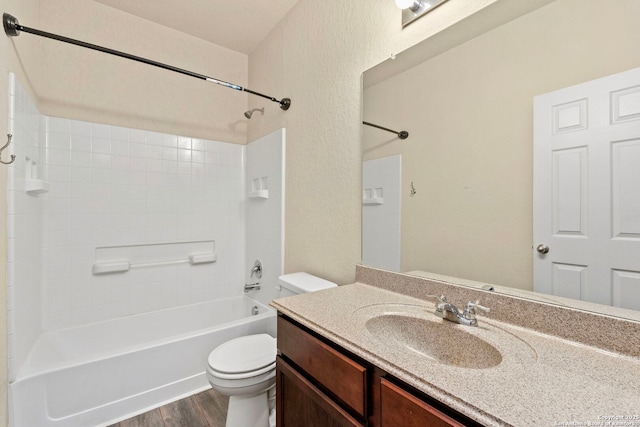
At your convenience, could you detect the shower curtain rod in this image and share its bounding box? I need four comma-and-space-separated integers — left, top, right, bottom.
363, 121, 408, 139
2, 13, 291, 111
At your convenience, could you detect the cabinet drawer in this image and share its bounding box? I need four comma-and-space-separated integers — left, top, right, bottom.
277, 316, 367, 417
277, 356, 364, 427
380, 378, 464, 427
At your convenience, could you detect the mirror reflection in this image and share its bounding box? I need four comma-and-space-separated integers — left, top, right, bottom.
362, 0, 640, 314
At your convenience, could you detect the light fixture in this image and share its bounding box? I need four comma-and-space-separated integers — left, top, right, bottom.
395, 0, 449, 28
395, 0, 422, 11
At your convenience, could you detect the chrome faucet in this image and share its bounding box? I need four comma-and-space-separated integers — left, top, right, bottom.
435, 296, 490, 327
245, 260, 263, 293
244, 282, 261, 292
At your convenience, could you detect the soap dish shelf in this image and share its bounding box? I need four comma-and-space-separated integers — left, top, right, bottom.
249, 190, 269, 199
363, 197, 383, 206
25, 178, 49, 196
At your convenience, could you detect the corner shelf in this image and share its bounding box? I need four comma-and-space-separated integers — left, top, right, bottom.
363, 197, 383, 206
25, 179, 49, 196
249, 189, 269, 199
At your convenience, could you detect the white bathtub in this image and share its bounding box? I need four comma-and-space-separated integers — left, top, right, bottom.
10, 296, 276, 427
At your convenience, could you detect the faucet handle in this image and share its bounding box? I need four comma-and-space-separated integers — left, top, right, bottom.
250, 259, 263, 279
463, 301, 490, 320
466, 301, 490, 313
434, 295, 447, 308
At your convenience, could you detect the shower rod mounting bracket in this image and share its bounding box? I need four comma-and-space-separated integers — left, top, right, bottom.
3, 12, 18, 36
2, 13, 292, 111
280, 98, 291, 111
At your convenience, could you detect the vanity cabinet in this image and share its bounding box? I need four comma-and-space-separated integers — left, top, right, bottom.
380, 378, 463, 427
276, 315, 479, 427
276, 314, 366, 427
276, 356, 364, 427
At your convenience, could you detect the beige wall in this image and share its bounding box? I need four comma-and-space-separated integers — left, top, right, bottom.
30, 0, 248, 144
363, 0, 640, 290
246, 0, 523, 285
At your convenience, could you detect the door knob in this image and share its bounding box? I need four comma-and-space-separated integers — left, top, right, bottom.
536, 244, 550, 254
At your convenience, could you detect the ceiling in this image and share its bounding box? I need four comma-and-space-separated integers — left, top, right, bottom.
93, 0, 301, 54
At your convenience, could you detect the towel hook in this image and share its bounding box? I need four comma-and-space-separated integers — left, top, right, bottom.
0, 134, 16, 165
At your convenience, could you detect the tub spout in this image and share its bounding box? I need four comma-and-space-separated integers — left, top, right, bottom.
244, 282, 261, 293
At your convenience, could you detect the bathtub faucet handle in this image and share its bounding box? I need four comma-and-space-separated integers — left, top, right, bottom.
250, 259, 263, 279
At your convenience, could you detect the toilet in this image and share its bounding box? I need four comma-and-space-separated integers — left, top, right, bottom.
206, 272, 338, 427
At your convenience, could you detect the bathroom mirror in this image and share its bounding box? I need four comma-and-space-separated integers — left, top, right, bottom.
361, 0, 640, 319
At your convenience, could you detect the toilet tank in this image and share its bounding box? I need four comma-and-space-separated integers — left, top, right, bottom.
277, 272, 337, 298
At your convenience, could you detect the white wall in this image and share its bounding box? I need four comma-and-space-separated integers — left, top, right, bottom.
6, 74, 45, 381
245, 129, 285, 305
2, 0, 41, 422
362, 155, 401, 272
40, 115, 246, 330
7, 75, 248, 378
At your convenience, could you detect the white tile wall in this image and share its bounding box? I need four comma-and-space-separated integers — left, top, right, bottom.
7, 74, 46, 381
7, 75, 250, 379
41, 117, 246, 329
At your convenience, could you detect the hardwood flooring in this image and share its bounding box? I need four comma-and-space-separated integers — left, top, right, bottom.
108, 388, 229, 427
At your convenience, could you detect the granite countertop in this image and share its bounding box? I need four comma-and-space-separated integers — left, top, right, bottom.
271, 283, 640, 427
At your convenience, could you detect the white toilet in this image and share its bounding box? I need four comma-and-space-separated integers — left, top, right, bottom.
206, 272, 338, 427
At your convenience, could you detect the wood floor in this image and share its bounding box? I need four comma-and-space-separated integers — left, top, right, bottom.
108, 388, 229, 427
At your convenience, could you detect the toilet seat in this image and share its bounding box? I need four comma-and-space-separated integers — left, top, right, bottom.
208, 334, 276, 380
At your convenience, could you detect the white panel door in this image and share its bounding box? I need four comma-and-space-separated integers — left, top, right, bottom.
533, 67, 640, 310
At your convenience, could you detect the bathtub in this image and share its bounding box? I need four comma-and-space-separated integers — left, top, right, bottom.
9, 296, 276, 427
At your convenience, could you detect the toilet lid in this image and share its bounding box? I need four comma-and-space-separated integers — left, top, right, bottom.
208, 334, 276, 374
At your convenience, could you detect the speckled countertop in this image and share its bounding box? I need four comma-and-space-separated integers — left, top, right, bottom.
271, 268, 640, 427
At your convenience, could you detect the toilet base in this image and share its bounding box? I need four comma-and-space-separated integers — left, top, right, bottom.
225, 389, 271, 427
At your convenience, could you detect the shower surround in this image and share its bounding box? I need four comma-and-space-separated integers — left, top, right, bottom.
6, 73, 284, 425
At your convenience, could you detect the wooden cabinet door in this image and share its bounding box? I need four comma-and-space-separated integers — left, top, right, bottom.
276, 356, 364, 427
380, 379, 464, 427
277, 316, 367, 417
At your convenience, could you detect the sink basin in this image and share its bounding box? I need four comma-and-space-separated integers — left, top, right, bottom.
365, 314, 502, 369
352, 303, 537, 370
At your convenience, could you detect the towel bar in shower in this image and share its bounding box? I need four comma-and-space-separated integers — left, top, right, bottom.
92, 252, 217, 275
